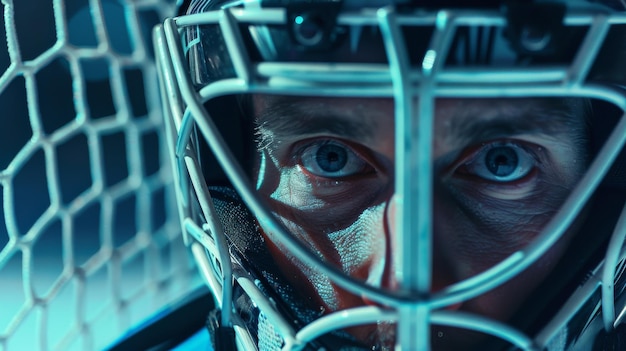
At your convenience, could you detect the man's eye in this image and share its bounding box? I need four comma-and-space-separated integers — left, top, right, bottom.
460, 142, 535, 183
299, 140, 370, 178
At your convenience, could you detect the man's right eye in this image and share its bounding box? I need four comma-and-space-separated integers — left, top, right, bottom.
298, 140, 372, 179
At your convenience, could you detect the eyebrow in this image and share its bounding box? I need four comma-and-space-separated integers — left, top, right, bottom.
253, 96, 589, 151
254, 96, 379, 149
449, 98, 588, 145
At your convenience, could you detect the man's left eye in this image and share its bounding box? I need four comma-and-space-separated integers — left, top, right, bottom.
460, 141, 536, 183
299, 140, 371, 178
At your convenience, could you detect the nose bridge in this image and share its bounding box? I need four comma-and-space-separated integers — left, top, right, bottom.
379, 195, 398, 290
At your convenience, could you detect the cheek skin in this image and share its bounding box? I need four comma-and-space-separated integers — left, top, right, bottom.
459, 225, 575, 323
261, 203, 388, 312
434, 161, 583, 323
258, 157, 391, 312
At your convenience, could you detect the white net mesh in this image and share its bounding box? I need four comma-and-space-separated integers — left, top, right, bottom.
0, 0, 202, 350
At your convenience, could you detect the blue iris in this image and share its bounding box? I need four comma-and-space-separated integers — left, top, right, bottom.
485, 146, 519, 177
315, 144, 348, 173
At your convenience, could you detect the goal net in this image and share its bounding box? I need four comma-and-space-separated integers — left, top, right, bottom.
0, 0, 202, 350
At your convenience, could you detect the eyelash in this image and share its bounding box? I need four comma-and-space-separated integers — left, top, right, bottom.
293, 139, 375, 179
291, 138, 540, 187
453, 140, 540, 184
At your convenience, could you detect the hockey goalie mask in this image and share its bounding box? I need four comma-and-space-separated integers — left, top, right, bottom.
154, 0, 626, 350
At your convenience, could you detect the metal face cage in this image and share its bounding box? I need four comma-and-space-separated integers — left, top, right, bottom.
154, 2, 626, 350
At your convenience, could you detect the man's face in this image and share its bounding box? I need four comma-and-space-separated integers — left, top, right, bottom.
250, 95, 589, 349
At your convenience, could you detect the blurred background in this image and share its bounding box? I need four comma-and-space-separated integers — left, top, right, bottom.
0, 1, 202, 350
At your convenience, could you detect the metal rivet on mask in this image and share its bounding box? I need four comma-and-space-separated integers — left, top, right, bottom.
292, 13, 325, 47
519, 26, 552, 52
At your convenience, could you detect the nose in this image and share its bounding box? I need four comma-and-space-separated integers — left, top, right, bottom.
380, 193, 457, 294
373, 195, 398, 292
